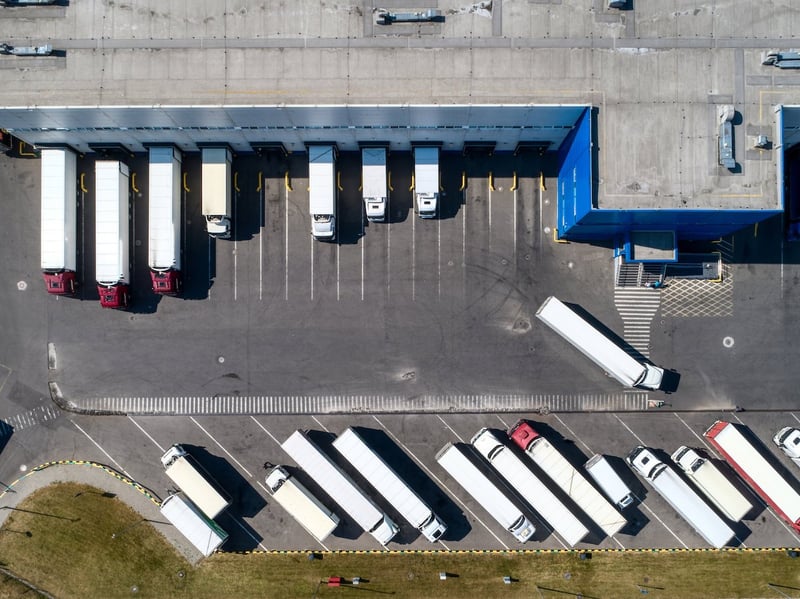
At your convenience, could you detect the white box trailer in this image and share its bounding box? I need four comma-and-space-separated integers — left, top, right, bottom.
436, 443, 535, 542
40, 148, 78, 295
671, 446, 751, 522
201, 147, 232, 239
705, 420, 800, 533
508, 421, 626, 538
148, 146, 182, 295
160, 493, 228, 557
265, 466, 340, 544
414, 146, 438, 218
362, 147, 387, 222
584, 454, 635, 509
309, 145, 337, 240
627, 446, 734, 548
161, 445, 231, 520
94, 160, 130, 309
535, 296, 664, 390
281, 430, 399, 545
332, 427, 447, 542
471, 428, 589, 547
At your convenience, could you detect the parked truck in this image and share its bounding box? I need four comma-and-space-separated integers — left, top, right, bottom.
627, 446, 734, 548
201, 147, 232, 239
265, 465, 340, 544
705, 420, 800, 533
40, 148, 77, 295
471, 428, 589, 547
159, 493, 228, 557
413, 146, 439, 218
773, 427, 800, 467
308, 145, 337, 240
161, 444, 231, 520
584, 454, 635, 509
671, 446, 751, 522
94, 160, 130, 309
435, 443, 535, 543
281, 430, 399, 545
508, 421, 626, 537
535, 296, 664, 390
361, 147, 388, 222
148, 146, 182, 294
332, 427, 447, 542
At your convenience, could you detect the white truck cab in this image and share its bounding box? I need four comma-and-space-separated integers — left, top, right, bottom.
774, 427, 800, 465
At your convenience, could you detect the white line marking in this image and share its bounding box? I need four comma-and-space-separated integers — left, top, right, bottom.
250, 416, 282, 446
495, 414, 510, 429
462, 189, 466, 268
612, 536, 625, 549
791, 413, 800, 426
0, 363, 12, 397
361, 217, 365, 301
71, 420, 130, 477
337, 239, 340, 302
208, 235, 213, 298
127, 416, 164, 453
513, 187, 517, 259
372, 416, 508, 550
387, 192, 391, 297
437, 215, 441, 299
190, 416, 253, 478
635, 496, 689, 548
233, 238, 238, 301
673, 413, 714, 453
310, 233, 314, 301
436, 415, 463, 443
488, 184, 492, 254
412, 208, 416, 301
225, 513, 269, 551
438, 539, 450, 550
310, 416, 329, 433
613, 414, 646, 445
259, 185, 264, 301
552, 414, 594, 454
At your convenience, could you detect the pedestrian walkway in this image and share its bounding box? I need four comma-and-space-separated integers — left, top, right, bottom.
614, 288, 661, 357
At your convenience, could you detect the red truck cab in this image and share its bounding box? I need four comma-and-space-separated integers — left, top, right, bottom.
508, 420, 540, 451
150, 269, 181, 295
98, 284, 129, 309
43, 271, 77, 295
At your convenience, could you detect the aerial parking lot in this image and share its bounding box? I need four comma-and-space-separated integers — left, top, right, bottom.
3, 1, 800, 576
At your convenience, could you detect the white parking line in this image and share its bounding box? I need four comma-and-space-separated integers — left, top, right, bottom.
371, 416, 509, 550
513, 187, 517, 258
387, 193, 392, 296
436, 415, 463, 442
613, 414, 646, 446
437, 216, 441, 299
791, 413, 800, 425
495, 415, 510, 429
284, 184, 289, 301
552, 414, 594, 454
190, 417, 253, 478
223, 513, 269, 551
259, 184, 264, 301
461, 190, 466, 268
207, 235, 213, 298
673, 413, 714, 453
361, 218, 365, 301
337, 241, 341, 301
233, 239, 238, 301
71, 420, 130, 477
634, 494, 689, 549
310, 233, 314, 301
250, 416, 282, 447
412, 208, 416, 301
311, 416, 330, 433
127, 416, 164, 453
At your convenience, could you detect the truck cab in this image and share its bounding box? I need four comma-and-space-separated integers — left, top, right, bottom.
413, 146, 439, 219
774, 427, 800, 464
508, 420, 539, 451
98, 284, 129, 309
361, 147, 387, 222
627, 446, 663, 480
308, 145, 337, 240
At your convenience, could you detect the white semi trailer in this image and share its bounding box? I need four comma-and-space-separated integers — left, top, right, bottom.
308, 145, 337, 240
471, 428, 589, 547
265, 465, 340, 544
40, 148, 78, 295
361, 147, 387, 222
508, 421, 626, 538
94, 160, 130, 309
161, 444, 231, 520
413, 146, 438, 218
436, 443, 535, 543
627, 446, 734, 548
535, 296, 664, 390
148, 146, 182, 294
281, 430, 399, 546
201, 147, 232, 239
332, 427, 447, 542
159, 493, 228, 558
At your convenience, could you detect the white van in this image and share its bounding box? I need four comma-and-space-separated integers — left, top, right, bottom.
584, 454, 635, 509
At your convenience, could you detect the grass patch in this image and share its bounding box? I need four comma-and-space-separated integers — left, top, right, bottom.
1, 482, 799, 598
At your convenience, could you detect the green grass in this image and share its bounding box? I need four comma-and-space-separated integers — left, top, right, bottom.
1, 482, 799, 598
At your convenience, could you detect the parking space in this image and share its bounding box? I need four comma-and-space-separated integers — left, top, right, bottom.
7, 409, 800, 552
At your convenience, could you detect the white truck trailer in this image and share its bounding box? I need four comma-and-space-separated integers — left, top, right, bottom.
265, 465, 340, 544
309, 145, 337, 240
148, 146, 182, 294
161, 445, 231, 520
40, 148, 78, 295
201, 147, 232, 239
584, 454, 635, 509
627, 446, 734, 548
671, 446, 751, 522
705, 420, 800, 533
535, 296, 664, 390
94, 160, 130, 309
471, 428, 589, 547
281, 430, 399, 546
361, 147, 388, 222
508, 421, 626, 538
159, 493, 228, 558
332, 427, 447, 542
413, 146, 439, 218
436, 443, 535, 543
773, 427, 800, 467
